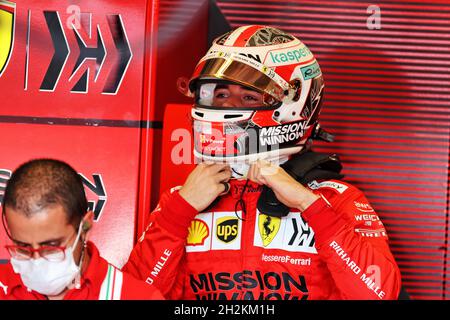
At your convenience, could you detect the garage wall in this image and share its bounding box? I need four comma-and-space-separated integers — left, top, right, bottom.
0, 0, 157, 268
1, 0, 449, 300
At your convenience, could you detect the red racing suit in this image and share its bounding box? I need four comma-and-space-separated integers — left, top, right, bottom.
0, 241, 164, 300
124, 178, 401, 300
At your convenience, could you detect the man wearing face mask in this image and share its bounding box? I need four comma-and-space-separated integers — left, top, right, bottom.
124, 25, 402, 300
0, 159, 163, 300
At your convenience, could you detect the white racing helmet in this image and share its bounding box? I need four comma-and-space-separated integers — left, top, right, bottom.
181, 25, 325, 177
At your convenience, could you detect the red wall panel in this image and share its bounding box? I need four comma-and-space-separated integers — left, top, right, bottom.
0, 0, 156, 268
159, 103, 195, 195
0, 123, 142, 267
1, 0, 145, 120
149, 0, 209, 224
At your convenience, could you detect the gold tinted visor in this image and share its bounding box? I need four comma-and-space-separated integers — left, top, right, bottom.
190, 57, 288, 105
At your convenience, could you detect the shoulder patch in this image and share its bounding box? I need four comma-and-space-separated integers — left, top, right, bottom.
99, 265, 123, 300
308, 180, 349, 194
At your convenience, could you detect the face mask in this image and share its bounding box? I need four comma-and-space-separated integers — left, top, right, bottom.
10, 223, 83, 296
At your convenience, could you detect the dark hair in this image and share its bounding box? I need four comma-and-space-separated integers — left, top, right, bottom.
2, 159, 88, 226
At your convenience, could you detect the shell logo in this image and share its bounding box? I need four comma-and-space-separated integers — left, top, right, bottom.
187, 219, 209, 246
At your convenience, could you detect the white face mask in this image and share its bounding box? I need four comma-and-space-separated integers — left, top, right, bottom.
10, 223, 83, 296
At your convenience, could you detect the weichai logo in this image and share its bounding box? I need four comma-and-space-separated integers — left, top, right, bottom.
0, 1, 15, 77
187, 219, 209, 246
189, 270, 308, 300
216, 217, 238, 243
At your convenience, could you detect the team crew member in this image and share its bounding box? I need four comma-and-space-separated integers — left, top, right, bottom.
0, 159, 163, 300
124, 25, 401, 300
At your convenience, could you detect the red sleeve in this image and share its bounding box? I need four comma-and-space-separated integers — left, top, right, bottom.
122, 188, 198, 299
120, 272, 166, 300
302, 182, 402, 300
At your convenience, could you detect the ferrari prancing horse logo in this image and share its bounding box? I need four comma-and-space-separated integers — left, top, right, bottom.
258, 214, 281, 247
0, 1, 15, 77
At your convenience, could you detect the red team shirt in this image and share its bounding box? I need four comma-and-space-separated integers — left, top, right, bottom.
124, 178, 402, 300
0, 242, 163, 300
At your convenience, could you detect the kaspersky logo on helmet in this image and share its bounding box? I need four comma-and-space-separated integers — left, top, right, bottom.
265, 43, 313, 67
0, 1, 15, 77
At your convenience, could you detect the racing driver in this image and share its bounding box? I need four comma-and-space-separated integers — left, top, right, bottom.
124, 25, 402, 300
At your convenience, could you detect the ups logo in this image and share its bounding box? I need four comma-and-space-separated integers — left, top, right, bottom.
216, 217, 239, 243
0, 1, 15, 77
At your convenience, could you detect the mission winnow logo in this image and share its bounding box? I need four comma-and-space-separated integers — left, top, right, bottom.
259, 122, 306, 146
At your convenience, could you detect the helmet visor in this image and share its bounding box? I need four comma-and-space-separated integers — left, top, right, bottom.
190, 56, 289, 110
195, 80, 282, 110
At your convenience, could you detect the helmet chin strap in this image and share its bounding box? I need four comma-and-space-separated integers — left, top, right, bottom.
229, 156, 289, 179
230, 162, 250, 179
